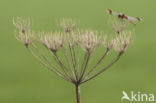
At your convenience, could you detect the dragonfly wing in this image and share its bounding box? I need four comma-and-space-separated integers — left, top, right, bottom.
127, 16, 141, 21
112, 11, 120, 16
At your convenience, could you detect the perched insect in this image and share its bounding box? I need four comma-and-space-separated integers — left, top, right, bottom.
106, 9, 142, 25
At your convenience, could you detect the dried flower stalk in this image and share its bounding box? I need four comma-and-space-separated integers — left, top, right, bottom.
13, 17, 135, 103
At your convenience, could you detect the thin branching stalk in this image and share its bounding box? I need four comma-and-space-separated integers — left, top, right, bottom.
79, 52, 91, 82
31, 43, 69, 79
75, 45, 80, 74
80, 53, 123, 84
26, 46, 71, 82
82, 48, 110, 80
62, 47, 75, 80
31, 43, 58, 69
47, 48, 74, 81
79, 52, 87, 78
69, 45, 79, 81
52, 51, 74, 81
72, 46, 79, 79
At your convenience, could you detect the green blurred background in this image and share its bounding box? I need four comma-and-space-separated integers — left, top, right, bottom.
0, 0, 156, 103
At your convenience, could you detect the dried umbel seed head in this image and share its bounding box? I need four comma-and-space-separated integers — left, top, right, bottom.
111, 19, 128, 34
13, 17, 31, 34
112, 31, 133, 53
13, 17, 34, 47
40, 32, 66, 52
15, 30, 34, 47
57, 18, 78, 33
79, 29, 102, 53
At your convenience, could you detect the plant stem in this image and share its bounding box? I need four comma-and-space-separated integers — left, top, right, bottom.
75, 84, 81, 103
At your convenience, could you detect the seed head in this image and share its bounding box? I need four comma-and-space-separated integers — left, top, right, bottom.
79, 29, 101, 53
57, 18, 78, 33
111, 19, 128, 34
40, 32, 66, 52
13, 17, 34, 47
112, 31, 133, 53
13, 17, 31, 34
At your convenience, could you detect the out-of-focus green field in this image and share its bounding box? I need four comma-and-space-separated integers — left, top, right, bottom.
0, 0, 156, 103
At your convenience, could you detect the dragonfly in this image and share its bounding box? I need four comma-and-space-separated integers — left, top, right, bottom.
106, 9, 142, 25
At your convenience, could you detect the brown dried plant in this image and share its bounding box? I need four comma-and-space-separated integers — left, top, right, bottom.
13, 17, 133, 103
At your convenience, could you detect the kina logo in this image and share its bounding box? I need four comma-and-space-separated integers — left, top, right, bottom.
121, 91, 154, 102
